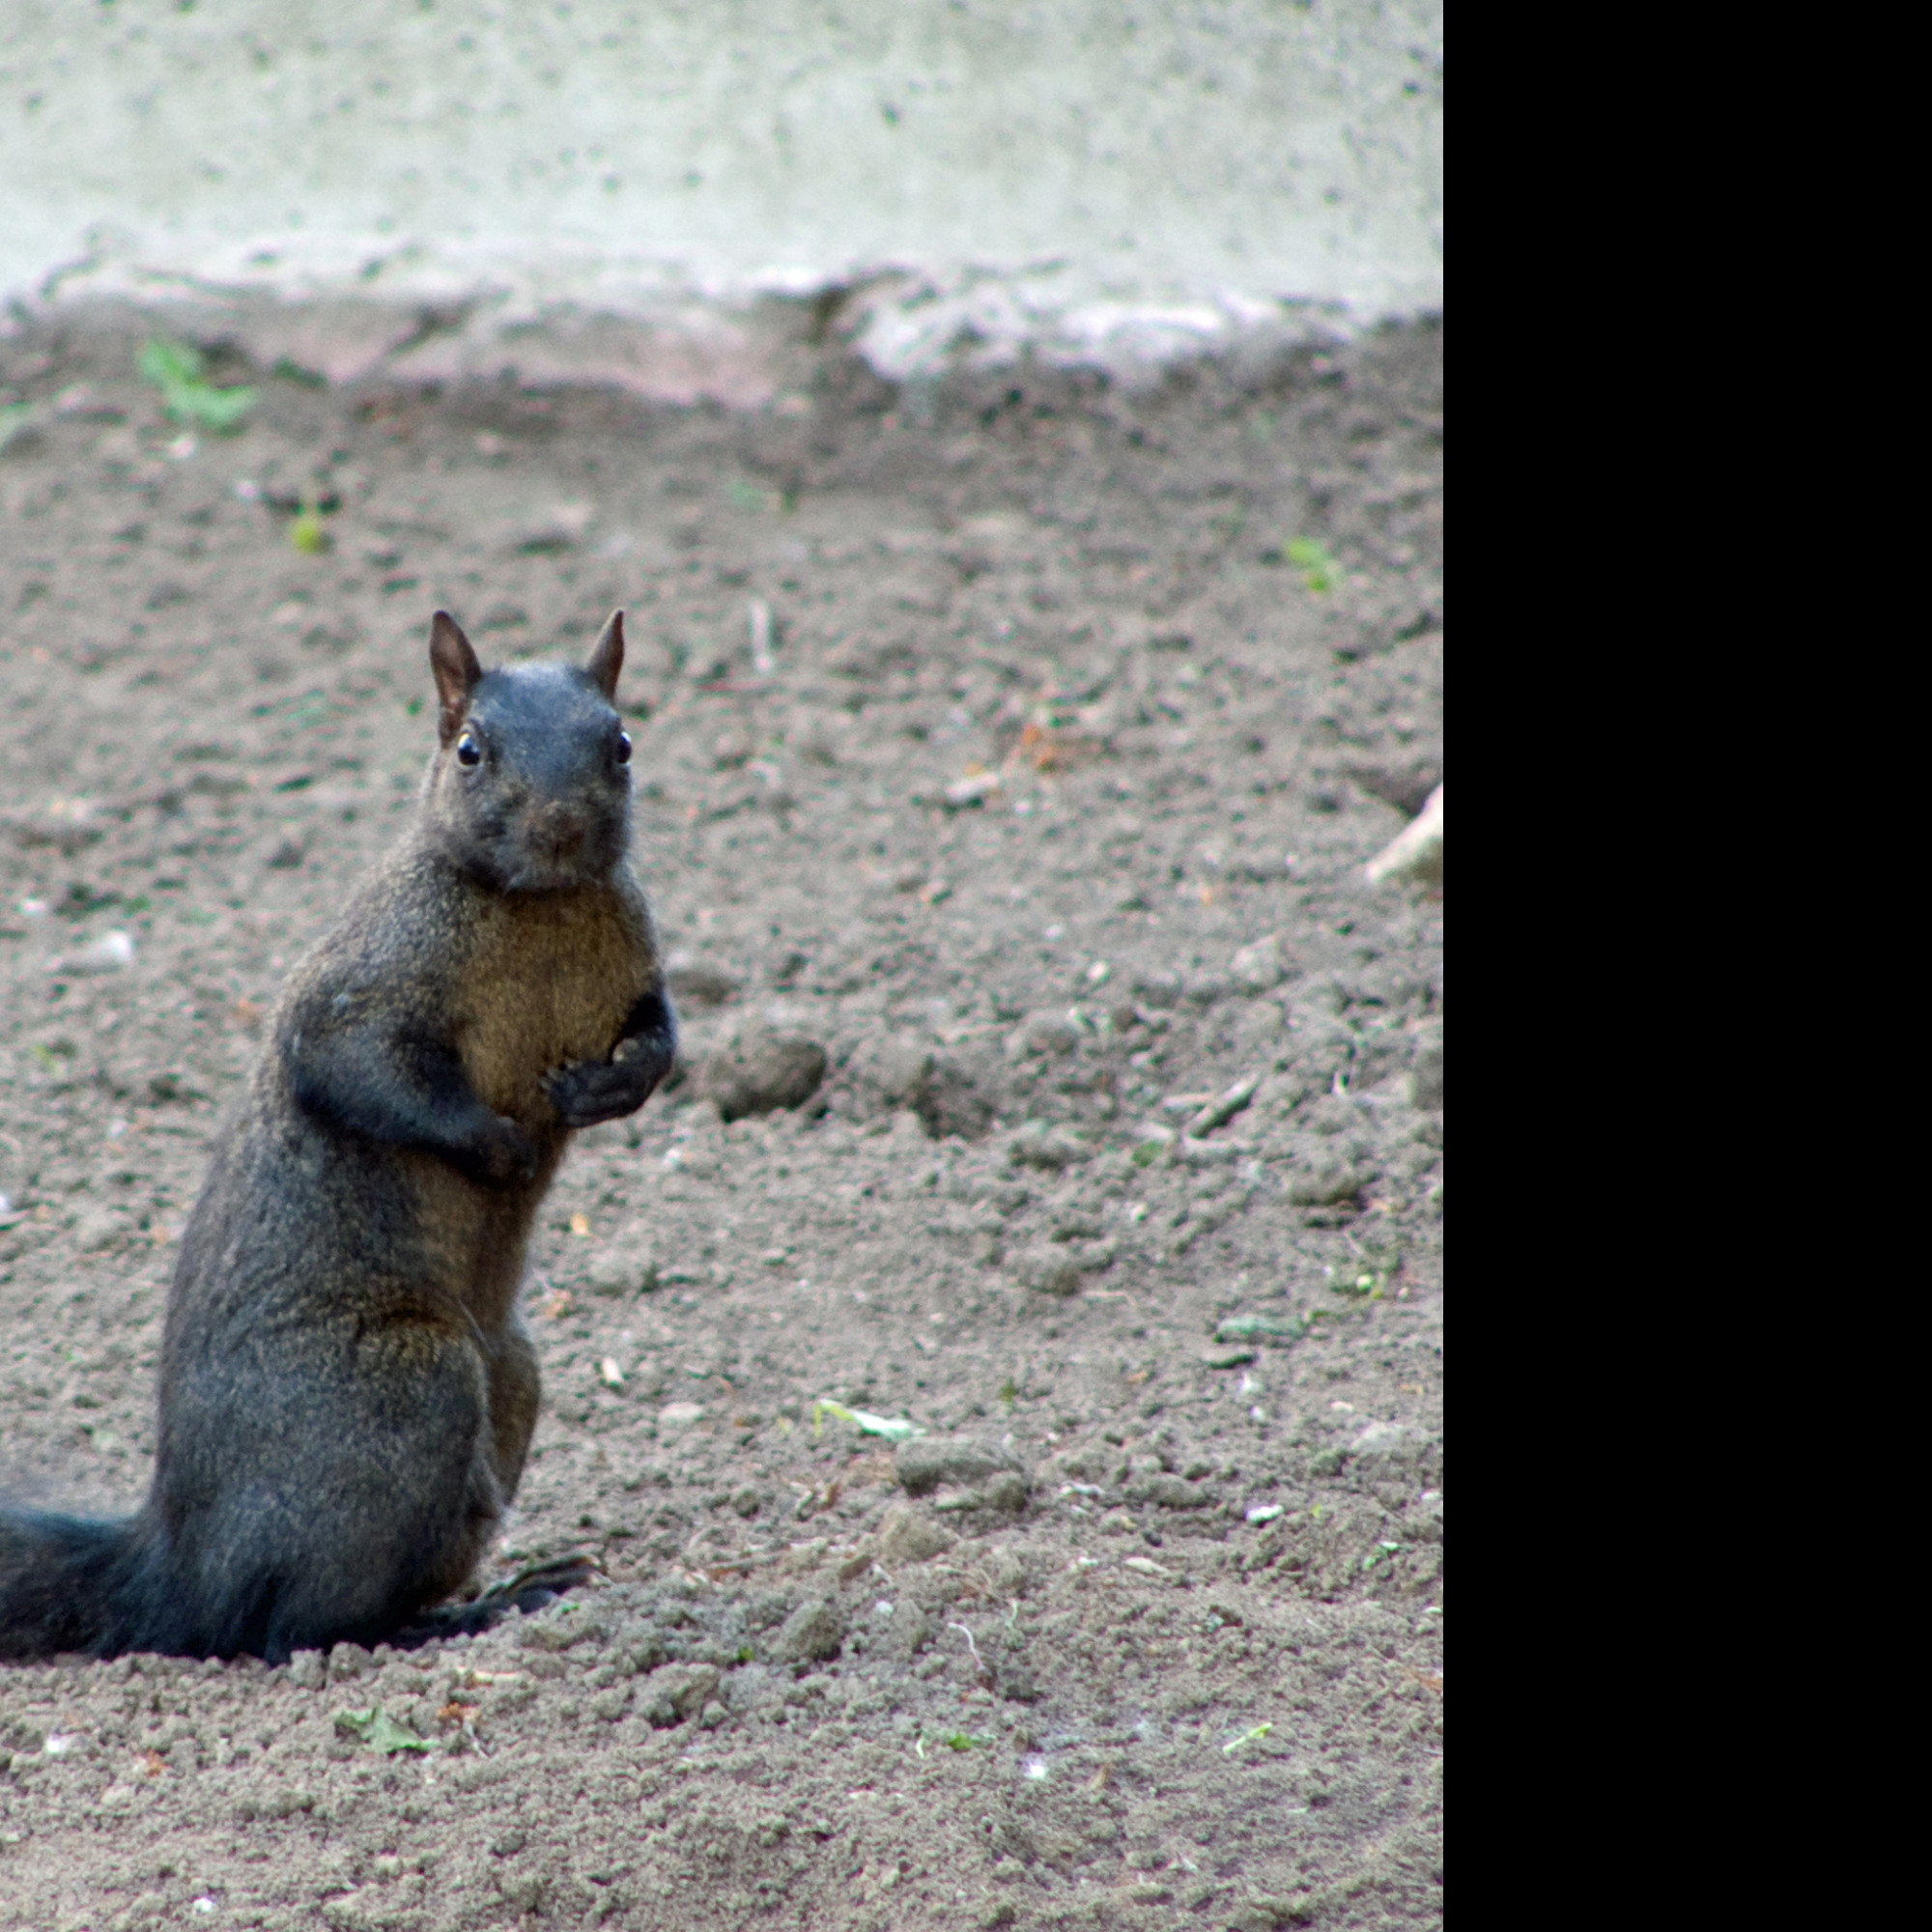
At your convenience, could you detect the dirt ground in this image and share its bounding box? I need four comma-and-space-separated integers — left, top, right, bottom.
0, 311, 1442, 1931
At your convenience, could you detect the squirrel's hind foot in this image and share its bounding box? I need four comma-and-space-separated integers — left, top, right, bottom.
397, 1552, 603, 1644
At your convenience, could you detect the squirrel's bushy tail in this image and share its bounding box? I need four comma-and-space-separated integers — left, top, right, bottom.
0, 1508, 138, 1660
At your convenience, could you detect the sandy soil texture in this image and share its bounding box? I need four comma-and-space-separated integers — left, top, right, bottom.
0, 318, 1442, 1930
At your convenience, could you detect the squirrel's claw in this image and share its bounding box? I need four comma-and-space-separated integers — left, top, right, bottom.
494, 1551, 604, 1610
394, 1553, 603, 1647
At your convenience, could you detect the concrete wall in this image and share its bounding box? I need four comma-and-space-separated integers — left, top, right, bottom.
0, 1, 1441, 391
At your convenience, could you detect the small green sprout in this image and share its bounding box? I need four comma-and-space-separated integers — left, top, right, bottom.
137, 338, 256, 433
1282, 538, 1336, 592
289, 500, 330, 554
1223, 1722, 1273, 1755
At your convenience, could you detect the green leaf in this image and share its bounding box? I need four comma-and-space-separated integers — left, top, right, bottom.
180, 384, 256, 432
138, 337, 256, 433
812, 1399, 925, 1444
138, 338, 204, 389
333, 1706, 431, 1754
1214, 1314, 1308, 1344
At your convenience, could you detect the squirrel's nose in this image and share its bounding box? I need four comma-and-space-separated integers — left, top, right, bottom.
530, 800, 587, 857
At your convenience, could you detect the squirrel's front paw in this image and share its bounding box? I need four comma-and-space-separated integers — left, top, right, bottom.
546, 1057, 662, 1128
470, 1115, 538, 1183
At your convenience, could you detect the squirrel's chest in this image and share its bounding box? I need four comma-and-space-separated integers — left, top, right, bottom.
454, 892, 649, 1118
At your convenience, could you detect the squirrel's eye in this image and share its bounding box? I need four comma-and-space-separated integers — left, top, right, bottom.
614, 731, 632, 766
455, 731, 482, 767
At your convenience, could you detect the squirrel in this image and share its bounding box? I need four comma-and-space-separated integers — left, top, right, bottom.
0, 610, 676, 1663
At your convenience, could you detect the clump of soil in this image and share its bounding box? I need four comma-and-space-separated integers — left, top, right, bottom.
0, 317, 1441, 1929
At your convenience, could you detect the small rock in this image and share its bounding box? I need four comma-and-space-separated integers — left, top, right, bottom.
878, 1600, 933, 1660
588, 1684, 632, 1721
849, 1034, 997, 1141
700, 1023, 827, 1122
327, 1642, 373, 1681
58, 930, 136, 975
638, 1662, 722, 1726
895, 1436, 1031, 1498
287, 1651, 325, 1690
1011, 1242, 1108, 1296
722, 1662, 775, 1710
876, 1501, 955, 1567
665, 952, 741, 1008
587, 1248, 657, 1296
657, 1400, 705, 1430
980, 1470, 1032, 1514
1128, 1474, 1212, 1510
1285, 1158, 1371, 1207
73, 1207, 129, 1252
1351, 1420, 1434, 1460
1230, 932, 1290, 992
1008, 1122, 1094, 1171
773, 1597, 844, 1663
852, 1033, 933, 1107
915, 1054, 998, 1141
998, 1662, 1041, 1703
1131, 969, 1182, 1009
1005, 1010, 1085, 1061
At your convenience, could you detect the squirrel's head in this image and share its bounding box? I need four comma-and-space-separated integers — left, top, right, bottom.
421, 610, 635, 893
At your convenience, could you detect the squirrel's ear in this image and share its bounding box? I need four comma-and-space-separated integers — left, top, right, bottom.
585, 610, 624, 700
429, 611, 483, 745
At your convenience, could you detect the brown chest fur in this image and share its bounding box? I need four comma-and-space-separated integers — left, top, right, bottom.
453, 885, 652, 1126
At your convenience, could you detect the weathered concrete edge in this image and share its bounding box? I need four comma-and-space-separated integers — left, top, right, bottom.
4, 270, 1434, 410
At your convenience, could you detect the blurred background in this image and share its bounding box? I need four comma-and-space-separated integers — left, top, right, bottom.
2, 0, 1442, 395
